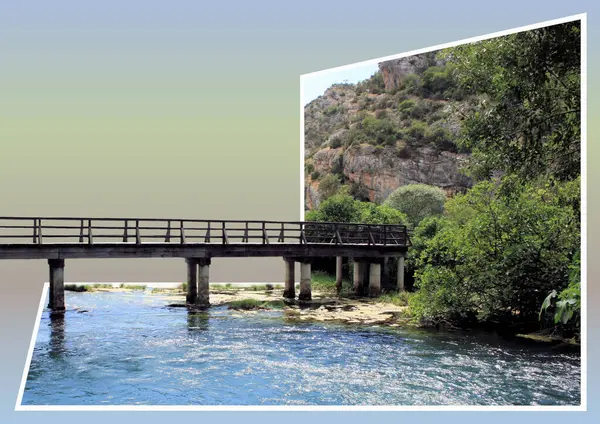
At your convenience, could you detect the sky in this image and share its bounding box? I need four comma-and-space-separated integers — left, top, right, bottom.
301, 62, 380, 106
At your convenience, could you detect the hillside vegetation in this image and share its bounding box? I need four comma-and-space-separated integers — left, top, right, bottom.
305, 21, 581, 338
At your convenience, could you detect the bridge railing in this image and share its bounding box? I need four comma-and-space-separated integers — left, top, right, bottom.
0, 217, 411, 247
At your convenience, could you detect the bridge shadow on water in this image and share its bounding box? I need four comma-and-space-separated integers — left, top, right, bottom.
48, 313, 66, 360
186, 310, 210, 332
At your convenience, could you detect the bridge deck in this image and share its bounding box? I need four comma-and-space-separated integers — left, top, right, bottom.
0, 217, 411, 259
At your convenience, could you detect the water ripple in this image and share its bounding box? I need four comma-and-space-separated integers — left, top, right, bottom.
22, 291, 581, 406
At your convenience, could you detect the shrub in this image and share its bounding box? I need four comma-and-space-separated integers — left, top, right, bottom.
398, 99, 416, 114
323, 104, 343, 116
384, 183, 446, 226
318, 174, 341, 201
357, 202, 409, 225
402, 74, 422, 94
311, 170, 321, 180
403, 120, 428, 144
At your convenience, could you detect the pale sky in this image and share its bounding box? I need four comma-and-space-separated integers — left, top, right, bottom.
301, 62, 379, 106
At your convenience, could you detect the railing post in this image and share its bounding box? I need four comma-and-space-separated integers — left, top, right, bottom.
165, 220, 171, 243
205, 221, 211, 243
300, 222, 307, 245
262, 222, 266, 244
79, 219, 85, 243
383, 225, 387, 246
244, 222, 249, 243
180, 220, 185, 244
37, 219, 43, 244
123, 220, 128, 242
32, 218, 37, 243
222, 221, 229, 244
135, 220, 141, 245
278, 223, 284, 243
87, 219, 93, 245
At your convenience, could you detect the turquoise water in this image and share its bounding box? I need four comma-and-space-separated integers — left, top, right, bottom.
22, 291, 580, 406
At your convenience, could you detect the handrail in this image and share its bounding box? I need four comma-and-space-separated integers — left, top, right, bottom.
0, 217, 411, 247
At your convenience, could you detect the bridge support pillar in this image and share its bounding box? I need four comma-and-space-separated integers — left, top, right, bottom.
369, 263, 381, 297
397, 255, 405, 292
353, 260, 366, 296
196, 258, 211, 308
335, 256, 343, 295
283, 258, 295, 299
186, 258, 198, 305
48, 259, 65, 312
299, 262, 312, 301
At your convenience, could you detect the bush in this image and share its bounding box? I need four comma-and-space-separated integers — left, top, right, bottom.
311, 170, 321, 180
318, 174, 341, 201
383, 183, 446, 226
323, 104, 343, 116
357, 202, 409, 225
403, 120, 428, 144
402, 74, 422, 94
410, 179, 580, 325
398, 99, 416, 114
329, 137, 343, 149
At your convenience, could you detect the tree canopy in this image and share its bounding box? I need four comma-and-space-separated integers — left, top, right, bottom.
442, 21, 581, 182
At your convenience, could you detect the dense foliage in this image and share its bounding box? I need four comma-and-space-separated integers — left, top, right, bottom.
306, 193, 409, 226
442, 22, 581, 182
383, 184, 446, 227
306, 21, 581, 336
409, 178, 579, 326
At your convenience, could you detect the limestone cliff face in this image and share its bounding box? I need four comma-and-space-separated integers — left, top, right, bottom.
378, 52, 444, 91
307, 145, 470, 208
304, 52, 471, 211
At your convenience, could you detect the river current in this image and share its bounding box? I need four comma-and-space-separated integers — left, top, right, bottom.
21, 291, 581, 406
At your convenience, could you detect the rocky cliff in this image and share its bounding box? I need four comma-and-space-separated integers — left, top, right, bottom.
304, 52, 472, 210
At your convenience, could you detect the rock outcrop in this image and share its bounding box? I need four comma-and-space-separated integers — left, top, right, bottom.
378, 52, 445, 91
304, 51, 471, 210
307, 145, 470, 208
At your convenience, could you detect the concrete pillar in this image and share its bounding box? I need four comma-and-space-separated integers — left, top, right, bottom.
186, 258, 198, 305
283, 258, 296, 299
369, 263, 382, 297
48, 259, 65, 312
196, 258, 211, 307
335, 256, 343, 295
397, 255, 405, 292
353, 260, 365, 296
299, 262, 312, 301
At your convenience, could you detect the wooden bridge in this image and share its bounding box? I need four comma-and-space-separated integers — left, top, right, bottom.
0, 217, 411, 313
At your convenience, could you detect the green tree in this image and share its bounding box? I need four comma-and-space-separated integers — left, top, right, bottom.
409, 178, 579, 325
307, 194, 361, 223
356, 202, 409, 225
383, 184, 446, 227
442, 21, 581, 182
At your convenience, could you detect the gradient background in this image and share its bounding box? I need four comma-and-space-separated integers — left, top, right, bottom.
0, 0, 594, 422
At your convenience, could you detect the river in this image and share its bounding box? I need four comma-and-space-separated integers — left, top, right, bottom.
21, 291, 581, 406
